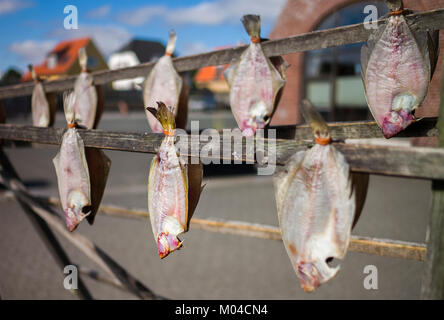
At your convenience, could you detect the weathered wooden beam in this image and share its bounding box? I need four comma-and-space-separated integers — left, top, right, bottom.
0, 8, 443, 99
42, 198, 424, 262
1, 120, 442, 179
421, 62, 444, 299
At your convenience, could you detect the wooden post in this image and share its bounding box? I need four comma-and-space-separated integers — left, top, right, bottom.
420, 61, 444, 299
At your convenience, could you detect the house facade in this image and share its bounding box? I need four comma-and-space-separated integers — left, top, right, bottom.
108, 39, 165, 90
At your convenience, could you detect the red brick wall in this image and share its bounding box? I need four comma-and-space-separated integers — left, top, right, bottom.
269, 0, 444, 125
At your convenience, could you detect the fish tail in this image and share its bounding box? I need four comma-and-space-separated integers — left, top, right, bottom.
146, 102, 176, 135
28, 64, 38, 82
78, 47, 88, 71
300, 100, 331, 143
63, 91, 76, 126
241, 14, 261, 41
165, 29, 177, 56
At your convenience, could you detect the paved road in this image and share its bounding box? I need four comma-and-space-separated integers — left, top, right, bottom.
0, 112, 432, 299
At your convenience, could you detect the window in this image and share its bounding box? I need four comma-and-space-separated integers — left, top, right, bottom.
304, 1, 388, 121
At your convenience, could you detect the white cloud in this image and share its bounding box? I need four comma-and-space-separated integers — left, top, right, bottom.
86, 5, 111, 18
181, 42, 211, 56
167, 0, 287, 25
9, 40, 56, 64
0, 0, 32, 15
117, 0, 286, 27
117, 5, 167, 26
50, 25, 132, 56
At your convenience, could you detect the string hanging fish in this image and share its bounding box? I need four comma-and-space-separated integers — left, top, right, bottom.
29, 65, 56, 127
143, 31, 188, 133
73, 47, 101, 129
274, 100, 368, 292
224, 14, 287, 137
53, 92, 92, 231
147, 102, 203, 259
361, 0, 439, 138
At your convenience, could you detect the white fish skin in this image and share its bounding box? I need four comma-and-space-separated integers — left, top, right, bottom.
143, 31, 182, 133
53, 127, 91, 232
31, 82, 50, 127
148, 135, 188, 258
225, 15, 285, 137
73, 72, 98, 129
274, 144, 355, 292
361, 13, 433, 138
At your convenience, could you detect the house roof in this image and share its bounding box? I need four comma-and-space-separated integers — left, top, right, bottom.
194, 46, 232, 84
117, 39, 166, 63
22, 37, 91, 82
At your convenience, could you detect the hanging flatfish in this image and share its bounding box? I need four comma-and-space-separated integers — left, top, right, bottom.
361, 1, 439, 138
143, 31, 188, 133
53, 92, 91, 231
73, 48, 98, 129
29, 65, 56, 127
224, 14, 286, 137
147, 102, 204, 259
274, 100, 368, 292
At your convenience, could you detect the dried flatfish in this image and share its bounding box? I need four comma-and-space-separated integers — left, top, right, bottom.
224, 14, 286, 136
274, 100, 368, 292
147, 102, 204, 258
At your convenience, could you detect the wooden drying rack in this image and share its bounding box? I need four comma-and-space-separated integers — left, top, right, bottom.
0, 6, 443, 299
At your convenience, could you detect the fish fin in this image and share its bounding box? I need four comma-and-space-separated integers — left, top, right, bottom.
386, 0, 403, 11
351, 172, 369, 229
79, 47, 88, 71
186, 161, 204, 231
63, 91, 76, 125
241, 14, 261, 39
300, 100, 330, 140
404, 15, 438, 80
223, 59, 240, 88
360, 45, 369, 80
427, 30, 439, 79
93, 85, 104, 129
165, 29, 177, 56
146, 101, 176, 132
28, 64, 38, 81
175, 78, 189, 130
85, 148, 111, 225
273, 150, 305, 216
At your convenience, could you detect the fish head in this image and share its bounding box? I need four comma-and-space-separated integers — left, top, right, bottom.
296, 259, 340, 293
157, 232, 182, 259
65, 189, 91, 232
381, 109, 415, 138
242, 100, 271, 136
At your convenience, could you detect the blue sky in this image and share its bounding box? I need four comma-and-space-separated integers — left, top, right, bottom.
0, 0, 287, 74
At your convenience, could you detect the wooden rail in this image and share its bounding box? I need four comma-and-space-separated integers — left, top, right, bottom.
0, 8, 443, 99
23, 196, 422, 262
0, 119, 442, 180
